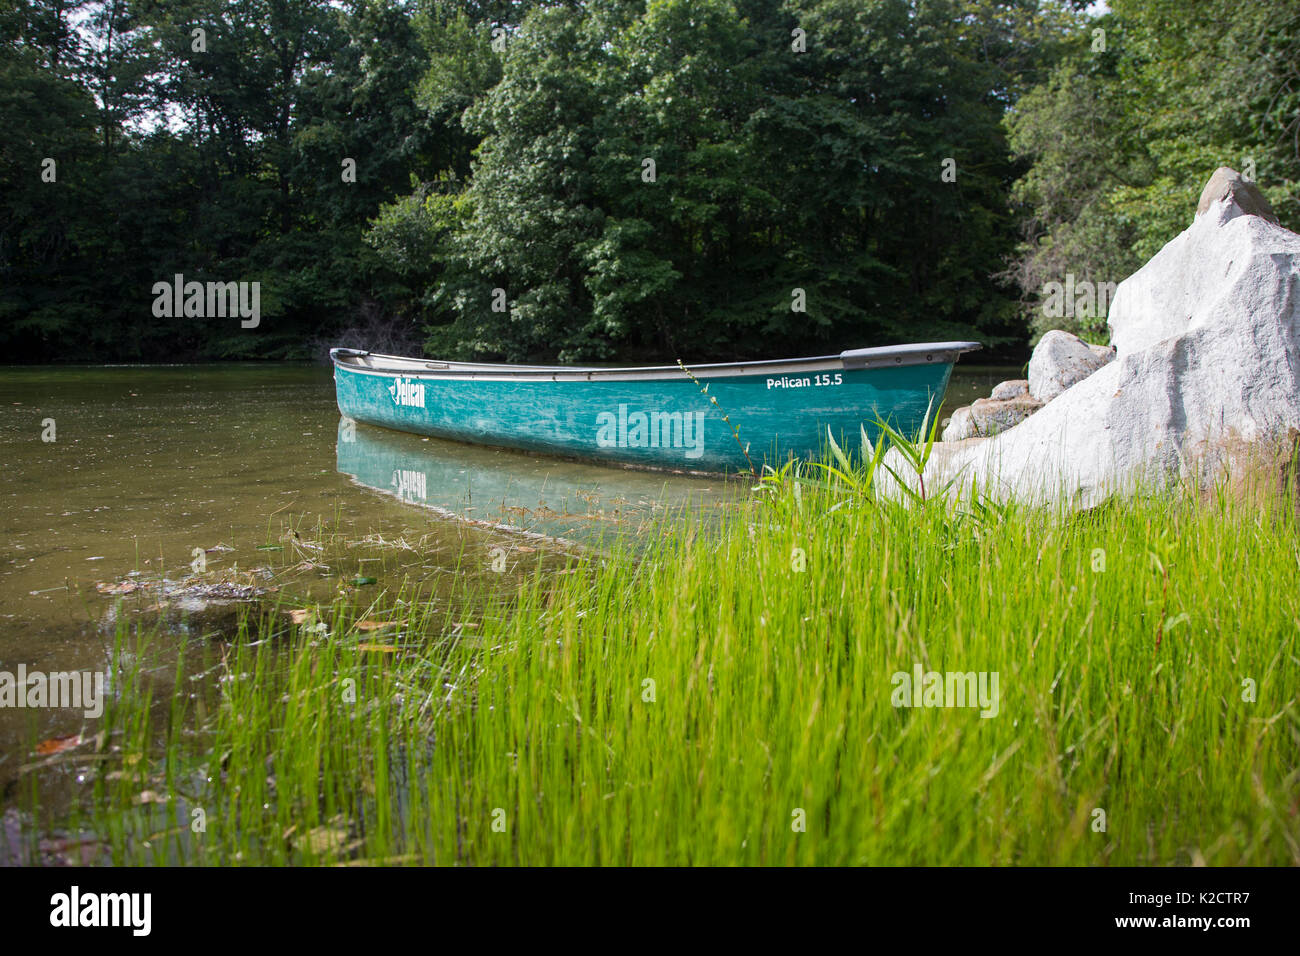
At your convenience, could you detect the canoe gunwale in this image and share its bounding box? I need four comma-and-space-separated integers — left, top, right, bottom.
330, 341, 982, 382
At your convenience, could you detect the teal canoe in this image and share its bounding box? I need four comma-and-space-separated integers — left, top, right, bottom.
331, 343, 981, 475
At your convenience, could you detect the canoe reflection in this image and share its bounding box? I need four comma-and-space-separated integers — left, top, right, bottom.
336, 419, 737, 543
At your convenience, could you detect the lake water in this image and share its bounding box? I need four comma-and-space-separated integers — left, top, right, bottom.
0, 360, 1014, 815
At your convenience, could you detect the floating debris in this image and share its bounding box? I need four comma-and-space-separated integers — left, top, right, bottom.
166, 581, 272, 603
34, 734, 82, 756
96, 580, 141, 595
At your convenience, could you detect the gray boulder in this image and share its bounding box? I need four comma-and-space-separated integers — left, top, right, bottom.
1196, 166, 1277, 224
1028, 330, 1113, 402
990, 379, 1029, 401
942, 395, 1043, 442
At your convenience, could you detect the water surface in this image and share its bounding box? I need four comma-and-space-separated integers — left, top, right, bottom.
0, 364, 733, 812
0, 360, 1013, 823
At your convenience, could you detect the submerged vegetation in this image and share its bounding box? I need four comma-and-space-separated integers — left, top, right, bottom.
8, 452, 1300, 866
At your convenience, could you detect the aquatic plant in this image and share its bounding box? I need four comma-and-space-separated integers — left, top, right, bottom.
10, 470, 1296, 867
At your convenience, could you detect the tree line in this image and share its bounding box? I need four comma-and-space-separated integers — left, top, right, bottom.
1, 0, 1296, 364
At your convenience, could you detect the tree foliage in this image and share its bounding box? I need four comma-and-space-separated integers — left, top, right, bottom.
1005, 0, 1300, 340
379, 0, 1057, 362
5, 0, 1287, 362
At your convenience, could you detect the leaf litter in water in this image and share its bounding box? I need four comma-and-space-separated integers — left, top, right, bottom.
35, 734, 82, 756
96, 581, 140, 595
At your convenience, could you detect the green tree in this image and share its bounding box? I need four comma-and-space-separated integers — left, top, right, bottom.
1006, 0, 1300, 340
384, 0, 1057, 363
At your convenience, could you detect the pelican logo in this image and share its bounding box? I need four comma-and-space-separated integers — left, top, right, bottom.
388, 377, 425, 408
393, 469, 426, 501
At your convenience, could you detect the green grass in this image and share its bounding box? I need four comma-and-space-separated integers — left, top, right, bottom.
15, 465, 1300, 866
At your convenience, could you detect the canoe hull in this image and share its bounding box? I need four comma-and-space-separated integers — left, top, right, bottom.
332, 345, 977, 474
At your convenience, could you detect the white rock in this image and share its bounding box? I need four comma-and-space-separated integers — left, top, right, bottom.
1028, 330, 1111, 402
1108, 193, 1300, 357
889, 182, 1300, 508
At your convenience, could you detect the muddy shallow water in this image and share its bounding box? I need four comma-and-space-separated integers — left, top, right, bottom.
0, 364, 740, 806
0, 360, 1013, 831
